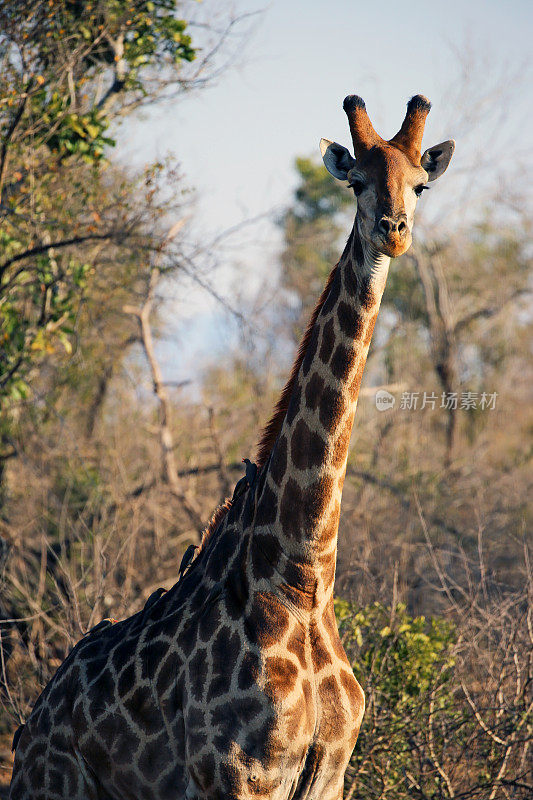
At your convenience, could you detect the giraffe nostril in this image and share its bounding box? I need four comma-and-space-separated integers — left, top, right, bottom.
379, 217, 407, 237
378, 218, 391, 235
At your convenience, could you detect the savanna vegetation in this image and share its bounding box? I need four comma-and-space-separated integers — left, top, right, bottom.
0, 2, 531, 796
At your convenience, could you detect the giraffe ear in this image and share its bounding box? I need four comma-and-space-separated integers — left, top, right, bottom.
320, 138, 356, 181
420, 140, 455, 181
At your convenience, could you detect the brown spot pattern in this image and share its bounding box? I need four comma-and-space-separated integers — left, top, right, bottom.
280, 476, 335, 540
290, 419, 327, 471
305, 372, 324, 410
287, 628, 307, 669
338, 301, 364, 339
340, 670, 365, 723
246, 592, 290, 648
349, 361, 366, 399
270, 435, 287, 486
318, 386, 346, 433
319, 318, 335, 362
360, 275, 376, 310
318, 676, 345, 739
330, 343, 351, 380
332, 418, 353, 468
310, 624, 333, 672
255, 481, 277, 527
363, 312, 378, 345
265, 657, 298, 700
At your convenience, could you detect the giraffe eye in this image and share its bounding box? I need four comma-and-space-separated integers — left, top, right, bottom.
349, 179, 365, 196
414, 184, 429, 197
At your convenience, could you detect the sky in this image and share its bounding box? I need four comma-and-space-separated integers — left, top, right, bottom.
120, 0, 533, 386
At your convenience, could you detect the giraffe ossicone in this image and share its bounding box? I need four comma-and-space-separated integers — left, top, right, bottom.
10, 94, 454, 800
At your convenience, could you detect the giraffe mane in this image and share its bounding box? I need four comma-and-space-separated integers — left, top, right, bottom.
198, 496, 233, 553
198, 251, 345, 554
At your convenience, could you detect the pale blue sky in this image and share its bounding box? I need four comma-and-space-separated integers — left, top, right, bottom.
121, 0, 533, 383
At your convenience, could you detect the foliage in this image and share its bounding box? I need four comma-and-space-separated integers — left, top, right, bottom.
336, 599, 532, 799
279, 157, 352, 338
336, 600, 455, 704
0, 0, 199, 407
336, 600, 457, 798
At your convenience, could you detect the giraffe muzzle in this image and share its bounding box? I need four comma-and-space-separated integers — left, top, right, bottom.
374, 215, 411, 257
377, 215, 407, 237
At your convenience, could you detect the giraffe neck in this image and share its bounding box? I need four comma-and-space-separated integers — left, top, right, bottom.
254, 221, 390, 600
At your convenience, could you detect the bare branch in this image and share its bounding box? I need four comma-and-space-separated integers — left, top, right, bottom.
454, 287, 533, 333
124, 219, 205, 538
0, 231, 120, 280
0, 80, 31, 204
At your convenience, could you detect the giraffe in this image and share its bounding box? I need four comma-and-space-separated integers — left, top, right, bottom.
9, 94, 454, 800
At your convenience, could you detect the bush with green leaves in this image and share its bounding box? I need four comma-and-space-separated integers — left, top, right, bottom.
336, 599, 532, 799
336, 600, 456, 798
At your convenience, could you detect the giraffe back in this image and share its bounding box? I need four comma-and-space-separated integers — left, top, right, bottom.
11, 481, 363, 800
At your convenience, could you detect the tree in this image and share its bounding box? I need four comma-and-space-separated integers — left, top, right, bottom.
279, 157, 352, 340
385, 218, 531, 466
0, 0, 201, 407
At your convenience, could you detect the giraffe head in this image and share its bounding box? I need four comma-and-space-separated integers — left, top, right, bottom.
320, 95, 454, 257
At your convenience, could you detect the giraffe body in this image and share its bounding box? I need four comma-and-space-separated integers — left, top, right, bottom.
10, 479, 363, 799
10, 94, 454, 799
